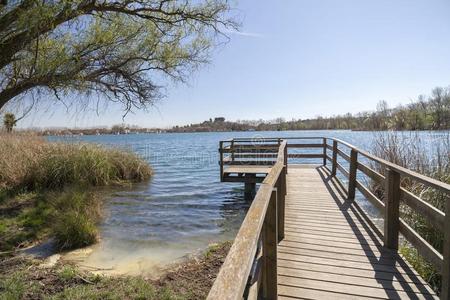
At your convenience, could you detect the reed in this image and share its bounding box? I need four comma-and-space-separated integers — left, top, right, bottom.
0, 134, 152, 194
372, 132, 450, 292
0, 134, 152, 251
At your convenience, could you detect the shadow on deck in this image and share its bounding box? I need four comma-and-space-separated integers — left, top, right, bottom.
209, 137, 449, 300
278, 165, 436, 299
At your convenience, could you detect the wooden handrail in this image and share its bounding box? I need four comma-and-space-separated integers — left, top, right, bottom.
331, 137, 450, 193
216, 136, 450, 299
209, 141, 287, 299
327, 137, 450, 299
224, 136, 450, 192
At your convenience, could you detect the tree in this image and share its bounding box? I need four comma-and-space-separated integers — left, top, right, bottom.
3, 112, 16, 132
429, 87, 445, 129
0, 0, 236, 113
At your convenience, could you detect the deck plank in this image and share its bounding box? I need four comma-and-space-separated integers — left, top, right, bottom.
223, 165, 272, 175
278, 165, 438, 299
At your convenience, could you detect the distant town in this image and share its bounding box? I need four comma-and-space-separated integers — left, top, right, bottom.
36, 117, 235, 136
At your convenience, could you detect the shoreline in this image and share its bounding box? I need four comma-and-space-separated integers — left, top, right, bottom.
0, 241, 231, 299
37, 128, 450, 137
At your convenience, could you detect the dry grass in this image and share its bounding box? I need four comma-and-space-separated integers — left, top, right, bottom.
0, 134, 152, 251
372, 132, 450, 292
0, 134, 152, 194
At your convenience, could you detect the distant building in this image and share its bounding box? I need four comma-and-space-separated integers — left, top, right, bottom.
214, 117, 225, 122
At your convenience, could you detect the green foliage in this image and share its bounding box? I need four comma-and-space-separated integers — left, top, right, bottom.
47, 275, 186, 300
2, 113, 16, 133
204, 243, 221, 259
52, 192, 99, 250
0, 190, 100, 251
0, 134, 151, 251
400, 244, 441, 292
168, 86, 450, 132
0, 1, 236, 112
0, 272, 26, 300
57, 265, 78, 282
204, 242, 231, 259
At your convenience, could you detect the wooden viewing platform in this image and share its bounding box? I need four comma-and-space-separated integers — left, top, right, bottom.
208, 137, 450, 300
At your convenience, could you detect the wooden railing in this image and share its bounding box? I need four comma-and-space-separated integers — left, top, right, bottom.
209, 140, 287, 299
212, 137, 450, 299
325, 137, 450, 300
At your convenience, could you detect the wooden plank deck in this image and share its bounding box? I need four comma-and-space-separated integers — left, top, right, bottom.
223, 165, 272, 175
279, 165, 438, 299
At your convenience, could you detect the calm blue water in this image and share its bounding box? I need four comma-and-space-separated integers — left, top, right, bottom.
50, 130, 448, 274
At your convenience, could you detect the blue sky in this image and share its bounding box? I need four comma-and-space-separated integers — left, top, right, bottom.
19, 0, 450, 128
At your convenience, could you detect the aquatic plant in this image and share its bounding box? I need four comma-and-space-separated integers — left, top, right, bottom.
0, 134, 152, 251
371, 131, 450, 292
0, 134, 152, 193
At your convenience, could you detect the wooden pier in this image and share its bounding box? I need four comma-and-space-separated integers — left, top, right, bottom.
208, 137, 450, 300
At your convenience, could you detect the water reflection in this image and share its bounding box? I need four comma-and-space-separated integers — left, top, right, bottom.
217, 186, 251, 235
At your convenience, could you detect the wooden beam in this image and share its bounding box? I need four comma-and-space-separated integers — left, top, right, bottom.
356, 180, 385, 212
219, 141, 224, 182
262, 189, 277, 299
331, 140, 338, 176
277, 167, 286, 242
207, 184, 273, 300
223, 160, 276, 166
399, 220, 443, 272
287, 143, 324, 148
337, 162, 349, 178
384, 168, 401, 250
222, 175, 265, 183
221, 148, 279, 153
347, 149, 358, 200
357, 162, 385, 185
284, 142, 288, 174
332, 137, 450, 194
287, 154, 324, 159
400, 188, 444, 231
337, 148, 351, 162
442, 201, 450, 300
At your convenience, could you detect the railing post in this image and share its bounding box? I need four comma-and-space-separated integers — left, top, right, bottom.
284, 142, 288, 174
230, 140, 235, 162
348, 149, 358, 200
219, 141, 224, 181
331, 140, 338, 176
277, 167, 286, 242
323, 138, 327, 166
441, 200, 450, 299
384, 168, 401, 250
262, 189, 277, 299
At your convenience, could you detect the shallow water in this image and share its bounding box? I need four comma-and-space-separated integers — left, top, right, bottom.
49, 130, 448, 275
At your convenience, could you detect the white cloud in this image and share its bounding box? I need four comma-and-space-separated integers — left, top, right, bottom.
223, 29, 265, 38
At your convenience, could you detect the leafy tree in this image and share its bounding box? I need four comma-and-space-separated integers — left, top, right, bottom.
0, 0, 236, 112
3, 112, 16, 132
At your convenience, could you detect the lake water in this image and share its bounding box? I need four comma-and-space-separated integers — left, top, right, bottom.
51, 130, 448, 276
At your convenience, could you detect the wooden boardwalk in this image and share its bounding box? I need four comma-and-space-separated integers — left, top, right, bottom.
279, 165, 437, 299
209, 137, 450, 300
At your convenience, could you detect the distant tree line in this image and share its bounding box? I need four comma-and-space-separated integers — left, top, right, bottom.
31, 124, 162, 136
6, 86, 449, 134
170, 86, 450, 132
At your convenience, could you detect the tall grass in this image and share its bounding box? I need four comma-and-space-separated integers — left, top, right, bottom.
0, 134, 152, 251
0, 134, 152, 194
51, 190, 101, 250
372, 132, 450, 292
